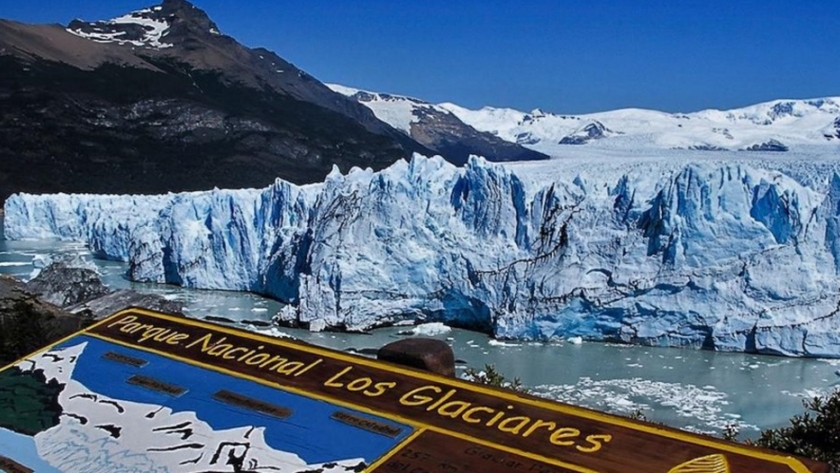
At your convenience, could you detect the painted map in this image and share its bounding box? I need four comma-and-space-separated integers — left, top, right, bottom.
0, 336, 411, 472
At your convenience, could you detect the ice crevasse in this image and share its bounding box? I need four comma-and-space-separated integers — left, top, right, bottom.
6, 155, 840, 357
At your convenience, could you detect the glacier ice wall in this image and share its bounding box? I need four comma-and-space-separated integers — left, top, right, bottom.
6, 155, 840, 356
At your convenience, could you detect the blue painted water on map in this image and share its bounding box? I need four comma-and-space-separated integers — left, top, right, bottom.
59, 336, 412, 464
0, 427, 62, 473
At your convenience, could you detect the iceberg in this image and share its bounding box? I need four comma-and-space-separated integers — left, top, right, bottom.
6, 154, 840, 356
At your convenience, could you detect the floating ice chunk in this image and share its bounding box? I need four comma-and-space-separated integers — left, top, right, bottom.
401, 322, 452, 336
248, 325, 292, 339
488, 339, 519, 347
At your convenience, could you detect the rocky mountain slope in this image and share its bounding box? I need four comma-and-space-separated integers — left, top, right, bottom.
328, 85, 548, 164
0, 0, 437, 202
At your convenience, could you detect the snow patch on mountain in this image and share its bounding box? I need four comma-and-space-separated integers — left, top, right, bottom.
329, 84, 549, 163
7, 154, 840, 356
327, 83, 454, 135
67, 7, 174, 49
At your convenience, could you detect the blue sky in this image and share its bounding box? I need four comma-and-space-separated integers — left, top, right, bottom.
2, 0, 838, 114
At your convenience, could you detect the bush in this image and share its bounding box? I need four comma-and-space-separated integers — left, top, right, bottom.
753, 389, 840, 469
462, 364, 528, 393
0, 294, 52, 365
0, 291, 92, 366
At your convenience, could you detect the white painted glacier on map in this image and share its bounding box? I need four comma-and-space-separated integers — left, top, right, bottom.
6, 153, 840, 356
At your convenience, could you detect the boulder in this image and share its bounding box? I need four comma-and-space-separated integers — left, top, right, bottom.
25, 261, 110, 307
377, 338, 455, 377
25, 259, 183, 319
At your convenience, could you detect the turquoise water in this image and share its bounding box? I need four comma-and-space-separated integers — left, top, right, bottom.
2, 226, 838, 439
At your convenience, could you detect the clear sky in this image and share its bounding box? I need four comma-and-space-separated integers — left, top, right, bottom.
2, 0, 838, 114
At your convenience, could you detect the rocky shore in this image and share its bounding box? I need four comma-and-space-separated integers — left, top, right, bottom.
0, 259, 183, 365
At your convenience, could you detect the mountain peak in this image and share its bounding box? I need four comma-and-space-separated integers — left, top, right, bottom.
157, 0, 222, 38
66, 0, 222, 49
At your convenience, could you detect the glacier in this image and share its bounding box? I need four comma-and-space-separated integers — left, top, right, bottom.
6, 154, 840, 357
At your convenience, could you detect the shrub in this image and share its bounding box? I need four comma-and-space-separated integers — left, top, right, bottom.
753, 389, 840, 469
462, 364, 528, 393
0, 291, 92, 366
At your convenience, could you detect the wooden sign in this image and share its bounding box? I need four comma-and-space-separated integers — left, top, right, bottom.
0, 308, 830, 473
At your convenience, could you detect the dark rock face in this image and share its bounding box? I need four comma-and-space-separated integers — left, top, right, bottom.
25, 262, 111, 307
24, 260, 183, 319
0, 262, 182, 364
408, 107, 549, 165
377, 338, 455, 377
743, 139, 789, 152
559, 121, 611, 145
688, 144, 728, 151
0, 0, 433, 202
515, 131, 541, 145
768, 101, 798, 121
346, 90, 548, 164
64, 290, 183, 319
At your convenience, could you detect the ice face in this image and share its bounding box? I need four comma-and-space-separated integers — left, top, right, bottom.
6, 154, 840, 356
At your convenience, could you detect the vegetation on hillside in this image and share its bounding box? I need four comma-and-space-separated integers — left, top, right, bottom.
462, 363, 528, 393
0, 291, 91, 366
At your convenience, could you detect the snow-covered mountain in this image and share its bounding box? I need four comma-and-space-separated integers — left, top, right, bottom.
7, 153, 840, 357
334, 82, 840, 155
439, 98, 840, 155
328, 84, 548, 164
66, 5, 181, 49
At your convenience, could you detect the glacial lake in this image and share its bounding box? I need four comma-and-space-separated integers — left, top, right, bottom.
2, 227, 839, 439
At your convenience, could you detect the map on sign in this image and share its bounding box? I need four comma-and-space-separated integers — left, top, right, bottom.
0, 308, 830, 473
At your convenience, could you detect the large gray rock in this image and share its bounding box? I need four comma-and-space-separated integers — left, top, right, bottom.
378, 338, 455, 377
64, 290, 183, 319
559, 120, 612, 145
25, 259, 183, 319
743, 139, 789, 152
25, 262, 110, 307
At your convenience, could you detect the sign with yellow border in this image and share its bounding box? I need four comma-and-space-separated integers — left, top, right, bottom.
0, 308, 830, 473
